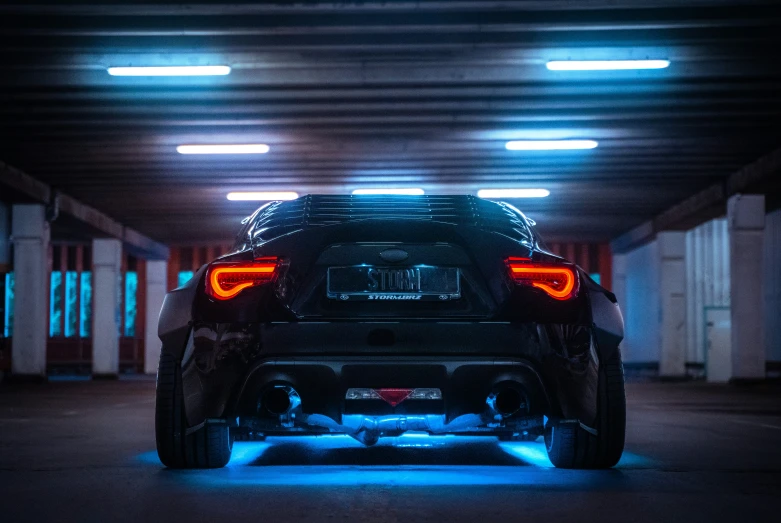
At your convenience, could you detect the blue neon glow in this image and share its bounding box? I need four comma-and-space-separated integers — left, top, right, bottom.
546, 60, 670, 71
49, 272, 62, 337
177, 271, 195, 288
3, 272, 13, 337
79, 272, 91, 337
64, 271, 78, 337
124, 271, 137, 337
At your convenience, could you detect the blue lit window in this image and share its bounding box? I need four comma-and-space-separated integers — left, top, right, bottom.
64, 271, 78, 337
80, 272, 92, 337
178, 271, 194, 287
124, 271, 137, 337
50, 272, 63, 337
3, 272, 13, 338
589, 273, 601, 285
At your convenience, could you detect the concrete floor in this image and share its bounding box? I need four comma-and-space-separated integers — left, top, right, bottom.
0, 379, 780, 523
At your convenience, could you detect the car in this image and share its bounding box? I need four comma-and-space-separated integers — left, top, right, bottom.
154, 194, 626, 469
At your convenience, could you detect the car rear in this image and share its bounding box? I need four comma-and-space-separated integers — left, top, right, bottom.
156, 195, 626, 468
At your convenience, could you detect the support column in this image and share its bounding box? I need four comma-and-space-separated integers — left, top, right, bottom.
10, 204, 49, 378
728, 194, 765, 381
611, 253, 628, 356
144, 260, 167, 374
92, 238, 122, 378
658, 232, 687, 378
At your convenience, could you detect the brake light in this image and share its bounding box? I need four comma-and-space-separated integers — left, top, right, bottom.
206, 259, 278, 300
506, 258, 578, 300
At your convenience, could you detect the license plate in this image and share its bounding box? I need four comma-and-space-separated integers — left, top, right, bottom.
327, 266, 460, 301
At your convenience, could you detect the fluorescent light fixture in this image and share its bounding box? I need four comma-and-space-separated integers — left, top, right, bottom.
546, 60, 670, 71
226, 191, 298, 201
177, 144, 269, 155
352, 188, 425, 195
107, 65, 231, 76
477, 189, 550, 199
505, 140, 597, 151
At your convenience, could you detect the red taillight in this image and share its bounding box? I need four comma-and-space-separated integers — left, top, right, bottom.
506, 258, 578, 300
206, 258, 278, 300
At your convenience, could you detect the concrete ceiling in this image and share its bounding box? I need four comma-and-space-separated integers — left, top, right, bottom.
1, 0, 780, 244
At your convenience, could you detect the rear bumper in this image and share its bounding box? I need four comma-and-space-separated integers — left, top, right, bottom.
177, 320, 601, 432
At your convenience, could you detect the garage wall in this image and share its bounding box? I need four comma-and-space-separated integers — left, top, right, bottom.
685, 218, 730, 365
621, 240, 661, 363
765, 208, 781, 363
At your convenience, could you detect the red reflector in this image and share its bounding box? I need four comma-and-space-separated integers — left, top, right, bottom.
374, 388, 413, 407
506, 258, 578, 300
206, 259, 278, 300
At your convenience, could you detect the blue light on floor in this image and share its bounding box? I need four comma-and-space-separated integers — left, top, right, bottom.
228, 442, 272, 466
135, 435, 653, 486
499, 442, 554, 468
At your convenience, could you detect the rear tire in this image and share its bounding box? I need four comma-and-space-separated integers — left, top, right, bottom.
544, 347, 626, 469
155, 351, 232, 468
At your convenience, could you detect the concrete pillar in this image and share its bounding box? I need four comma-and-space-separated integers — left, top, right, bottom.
143, 260, 167, 374
658, 231, 687, 378
611, 253, 628, 357
10, 204, 50, 378
92, 238, 122, 378
728, 194, 765, 381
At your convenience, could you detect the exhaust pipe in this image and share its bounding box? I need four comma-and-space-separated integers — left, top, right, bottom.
260, 385, 300, 416
487, 386, 526, 417
301, 412, 491, 446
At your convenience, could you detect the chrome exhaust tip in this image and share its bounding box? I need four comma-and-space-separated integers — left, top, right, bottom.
261, 385, 300, 416
487, 386, 526, 417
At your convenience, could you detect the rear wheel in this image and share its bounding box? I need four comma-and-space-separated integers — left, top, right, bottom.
544, 347, 626, 469
155, 351, 232, 468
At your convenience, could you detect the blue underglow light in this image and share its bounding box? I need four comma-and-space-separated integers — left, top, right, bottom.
499, 442, 554, 468
228, 442, 272, 466
546, 60, 670, 71
134, 435, 654, 486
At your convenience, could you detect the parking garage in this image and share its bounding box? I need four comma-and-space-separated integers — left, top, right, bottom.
1, 1, 780, 521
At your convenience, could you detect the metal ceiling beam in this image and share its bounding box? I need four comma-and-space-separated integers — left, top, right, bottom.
611, 145, 781, 253
0, 160, 169, 259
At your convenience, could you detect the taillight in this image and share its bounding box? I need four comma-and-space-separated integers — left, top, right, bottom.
205, 258, 278, 300
506, 258, 578, 300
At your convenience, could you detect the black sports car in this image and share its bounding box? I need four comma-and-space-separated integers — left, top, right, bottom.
155, 195, 626, 469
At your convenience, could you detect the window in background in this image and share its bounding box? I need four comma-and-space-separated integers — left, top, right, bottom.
590, 273, 601, 285
64, 271, 78, 337
50, 272, 63, 337
178, 271, 194, 287
3, 273, 13, 337
124, 271, 137, 337
80, 272, 92, 337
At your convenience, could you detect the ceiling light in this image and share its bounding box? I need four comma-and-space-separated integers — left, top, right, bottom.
177, 144, 269, 155
505, 140, 597, 151
546, 60, 670, 71
477, 189, 550, 199
226, 192, 298, 201
107, 65, 231, 76
352, 188, 425, 195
